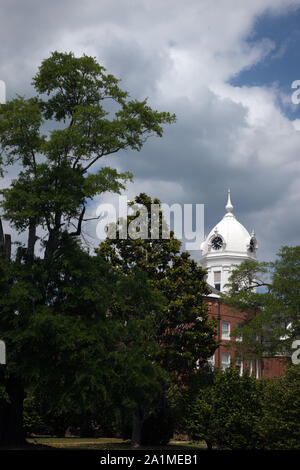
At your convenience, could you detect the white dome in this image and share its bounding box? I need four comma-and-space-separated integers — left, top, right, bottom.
200, 190, 257, 293
201, 190, 256, 258
201, 212, 253, 256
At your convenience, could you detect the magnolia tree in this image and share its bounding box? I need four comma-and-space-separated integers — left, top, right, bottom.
96, 193, 217, 447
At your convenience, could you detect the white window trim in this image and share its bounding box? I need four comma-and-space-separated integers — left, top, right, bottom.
246, 359, 253, 376
236, 357, 243, 376
221, 321, 230, 340
256, 359, 260, 379
221, 352, 230, 370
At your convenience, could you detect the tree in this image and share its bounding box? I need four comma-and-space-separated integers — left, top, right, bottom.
181, 364, 300, 450
0, 51, 175, 260
0, 236, 118, 444
0, 51, 175, 446
96, 193, 217, 447
221, 246, 300, 361
184, 367, 263, 450
259, 365, 300, 449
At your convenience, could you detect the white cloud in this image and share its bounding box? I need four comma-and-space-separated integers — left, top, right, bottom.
1, 0, 300, 261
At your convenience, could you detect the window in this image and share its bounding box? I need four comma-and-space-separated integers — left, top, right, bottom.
221, 321, 230, 340
221, 353, 230, 370
214, 271, 221, 291
246, 359, 253, 376
236, 357, 243, 376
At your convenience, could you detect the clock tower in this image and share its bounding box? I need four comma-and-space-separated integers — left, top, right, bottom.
200, 190, 257, 292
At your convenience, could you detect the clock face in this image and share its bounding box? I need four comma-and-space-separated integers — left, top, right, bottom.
211, 235, 223, 250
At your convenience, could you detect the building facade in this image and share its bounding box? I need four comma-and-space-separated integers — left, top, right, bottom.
200, 191, 286, 378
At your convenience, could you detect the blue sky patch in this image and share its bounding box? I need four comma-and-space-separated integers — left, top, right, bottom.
230, 7, 300, 118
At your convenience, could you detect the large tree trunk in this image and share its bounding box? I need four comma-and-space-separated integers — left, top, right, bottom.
44, 212, 62, 260
27, 219, 37, 259
44, 229, 60, 260
206, 440, 213, 451
131, 408, 144, 448
0, 374, 26, 447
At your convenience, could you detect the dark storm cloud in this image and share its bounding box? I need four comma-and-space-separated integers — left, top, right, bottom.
0, 0, 170, 99
107, 88, 300, 261
0, 0, 299, 262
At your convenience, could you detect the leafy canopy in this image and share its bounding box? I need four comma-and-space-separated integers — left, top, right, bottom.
0, 51, 176, 257
96, 193, 217, 383
0, 52, 175, 445
222, 246, 300, 358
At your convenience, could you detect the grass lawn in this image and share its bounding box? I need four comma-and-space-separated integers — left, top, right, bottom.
25, 437, 207, 451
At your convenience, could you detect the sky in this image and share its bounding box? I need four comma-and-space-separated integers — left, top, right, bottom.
0, 0, 300, 263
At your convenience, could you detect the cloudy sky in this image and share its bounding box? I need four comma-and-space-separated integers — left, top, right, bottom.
1, 0, 300, 262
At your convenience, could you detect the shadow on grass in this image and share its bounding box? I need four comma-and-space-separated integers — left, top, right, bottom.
13, 437, 208, 451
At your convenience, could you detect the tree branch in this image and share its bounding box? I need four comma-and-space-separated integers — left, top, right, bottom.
81, 148, 123, 173
70, 206, 86, 236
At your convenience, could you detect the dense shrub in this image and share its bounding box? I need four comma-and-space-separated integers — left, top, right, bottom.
23, 393, 53, 436
184, 367, 263, 450
259, 365, 300, 449
182, 365, 300, 450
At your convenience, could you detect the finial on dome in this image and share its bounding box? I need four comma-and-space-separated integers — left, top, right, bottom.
225, 189, 233, 213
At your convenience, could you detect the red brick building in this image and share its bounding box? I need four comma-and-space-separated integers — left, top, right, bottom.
200, 191, 286, 378
204, 293, 286, 378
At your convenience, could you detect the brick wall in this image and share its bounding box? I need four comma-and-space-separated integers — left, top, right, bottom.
204, 296, 285, 378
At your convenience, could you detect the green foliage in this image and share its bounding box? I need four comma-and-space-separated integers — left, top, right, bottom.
1, 165, 132, 233
179, 365, 300, 450
0, 51, 175, 256
258, 365, 300, 449
0, 238, 112, 413
1, 234, 166, 439
97, 193, 217, 383
96, 193, 217, 445
0, 52, 175, 445
183, 367, 263, 450
222, 246, 300, 359
23, 392, 53, 436
0, 96, 44, 170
